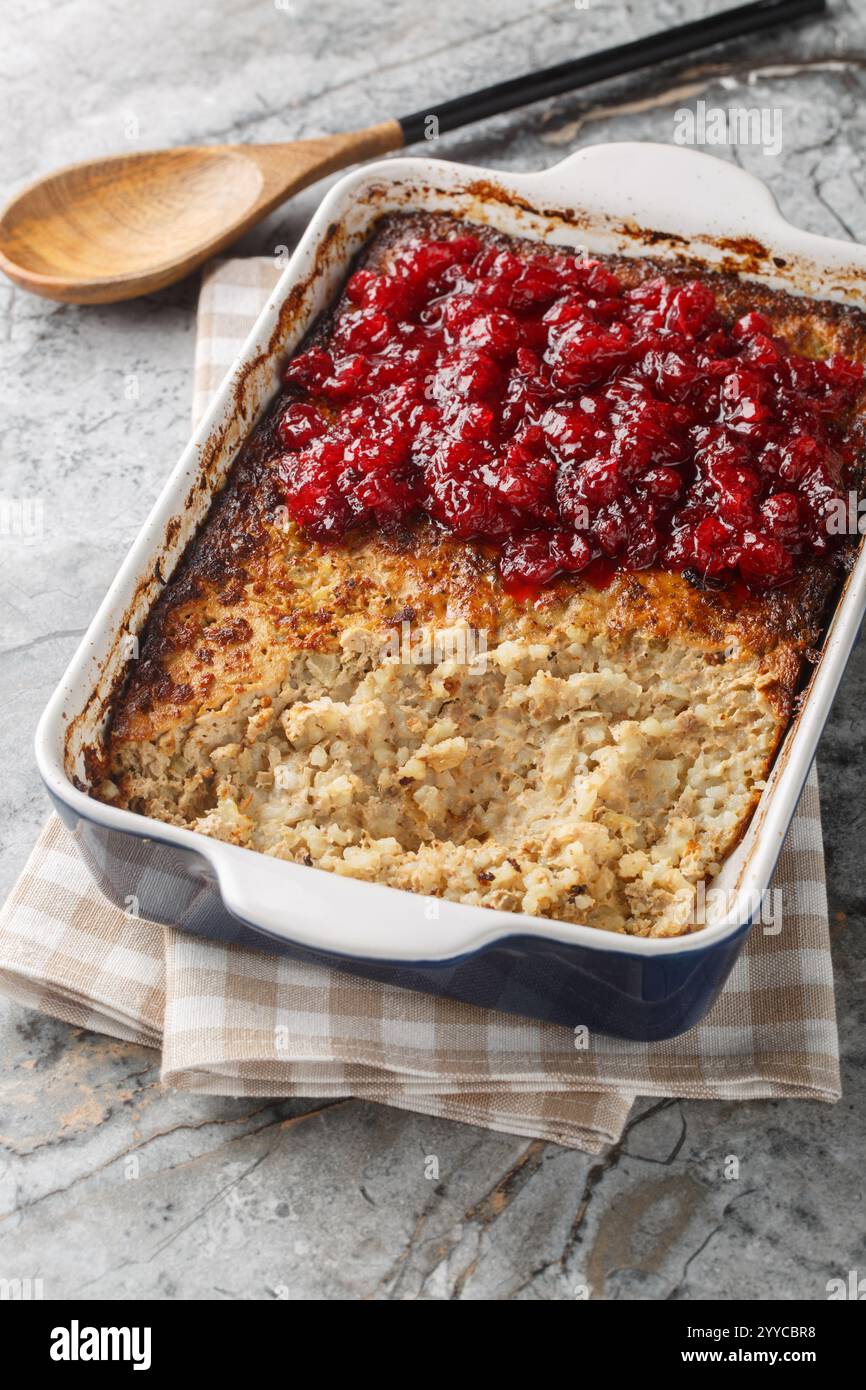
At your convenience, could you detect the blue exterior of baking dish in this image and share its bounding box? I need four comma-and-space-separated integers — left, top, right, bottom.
34, 145, 866, 1042
48, 789, 752, 1041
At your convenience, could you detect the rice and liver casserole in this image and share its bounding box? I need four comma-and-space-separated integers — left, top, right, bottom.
93, 216, 866, 936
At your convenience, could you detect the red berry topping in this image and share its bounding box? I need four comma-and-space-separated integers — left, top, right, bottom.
277, 232, 864, 594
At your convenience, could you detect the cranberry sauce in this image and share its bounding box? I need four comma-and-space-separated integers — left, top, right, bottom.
278, 233, 863, 593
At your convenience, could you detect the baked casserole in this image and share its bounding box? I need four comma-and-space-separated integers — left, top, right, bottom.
93, 215, 866, 937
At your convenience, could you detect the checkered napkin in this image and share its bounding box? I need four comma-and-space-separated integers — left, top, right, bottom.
0, 258, 841, 1152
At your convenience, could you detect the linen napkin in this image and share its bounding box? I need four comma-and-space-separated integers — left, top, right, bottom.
0, 257, 840, 1153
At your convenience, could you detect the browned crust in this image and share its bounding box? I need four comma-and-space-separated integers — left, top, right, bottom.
102, 214, 866, 757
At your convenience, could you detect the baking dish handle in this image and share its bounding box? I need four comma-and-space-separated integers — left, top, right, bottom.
202, 838, 502, 962
516, 141, 785, 242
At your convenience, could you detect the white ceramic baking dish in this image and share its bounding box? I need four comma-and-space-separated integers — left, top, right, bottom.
34, 143, 866, 1038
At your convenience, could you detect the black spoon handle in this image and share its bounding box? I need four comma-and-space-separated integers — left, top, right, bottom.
397, 0, 826, 144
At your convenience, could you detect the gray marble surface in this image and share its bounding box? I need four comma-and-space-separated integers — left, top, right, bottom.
1, 0, 865, 1301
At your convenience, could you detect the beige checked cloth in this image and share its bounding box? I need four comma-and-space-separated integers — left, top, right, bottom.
0, 258, 841, 1153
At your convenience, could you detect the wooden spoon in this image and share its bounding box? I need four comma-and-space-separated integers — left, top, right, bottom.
0, 124, 402, 304
0, 0, 823, 305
